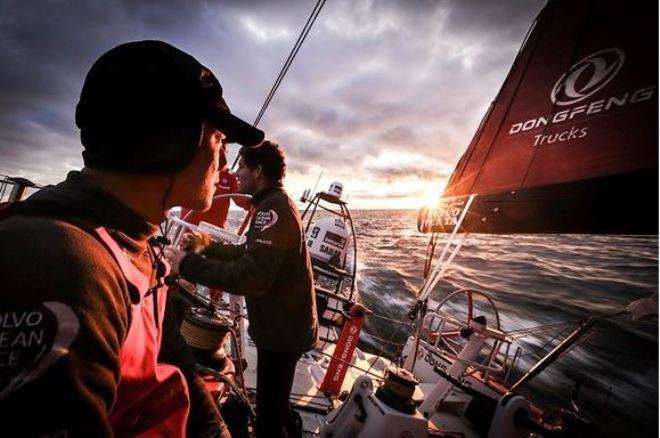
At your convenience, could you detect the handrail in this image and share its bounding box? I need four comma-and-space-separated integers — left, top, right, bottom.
0, 175, 42, 203
315, 285, 352, 304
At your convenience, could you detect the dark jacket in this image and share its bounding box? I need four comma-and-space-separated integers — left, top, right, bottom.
0, 171, 216, 437
180, 185, 318, 352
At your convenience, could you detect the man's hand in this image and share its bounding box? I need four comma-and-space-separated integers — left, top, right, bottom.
175, 277, 197, 294
165, 247, 188, 276
179, 231, 212, 254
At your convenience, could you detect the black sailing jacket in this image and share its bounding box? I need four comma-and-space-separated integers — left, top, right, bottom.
180, 185, 318, 352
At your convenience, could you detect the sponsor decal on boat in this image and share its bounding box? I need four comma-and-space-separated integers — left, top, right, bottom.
318, 244, 342, 258
323, 231, 347, 249
318, 309, 365, 396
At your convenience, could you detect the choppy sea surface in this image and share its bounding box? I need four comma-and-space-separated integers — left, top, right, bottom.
232, 209, 658, 437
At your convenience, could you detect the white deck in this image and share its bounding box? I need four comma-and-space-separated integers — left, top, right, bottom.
237, 333, 494, 437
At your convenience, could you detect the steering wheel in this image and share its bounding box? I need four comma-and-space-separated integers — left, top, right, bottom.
424, 289, 501, 373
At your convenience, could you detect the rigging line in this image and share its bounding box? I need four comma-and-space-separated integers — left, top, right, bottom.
513, 325, 574, 359
364, 315, 415, 375
506, 321, 580, 338
229, 0, 326, 171
257, 0, 321, 118
254, 0, 325, 126
558, 327, 596, 359
423, 232, 439, 279
419, 231, 469, 302
418, 195, 475, 301
315, 350, 386, 381
363, 333, 407, 347
253, 15, 320, 126
253, 0, 327, 127
368, 312, 415, 326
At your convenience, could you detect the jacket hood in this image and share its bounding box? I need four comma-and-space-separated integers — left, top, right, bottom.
28, 171, 157, 255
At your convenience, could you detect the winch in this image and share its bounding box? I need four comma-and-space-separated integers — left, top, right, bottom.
375, 367, 419, 415
320, 368, 427, 438
180, 307, 234, 351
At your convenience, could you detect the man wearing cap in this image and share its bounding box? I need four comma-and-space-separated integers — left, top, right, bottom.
168, 141, 318, 438
0, 40, 263, 437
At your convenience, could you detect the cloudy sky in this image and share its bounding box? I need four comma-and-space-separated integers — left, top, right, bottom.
0, 0, 546, 209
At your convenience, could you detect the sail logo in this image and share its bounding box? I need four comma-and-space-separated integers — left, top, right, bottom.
508, 44, 655, 139
551, 48, 625, 106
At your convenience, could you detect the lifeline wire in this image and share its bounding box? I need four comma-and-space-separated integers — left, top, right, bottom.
364, 315, 415, 375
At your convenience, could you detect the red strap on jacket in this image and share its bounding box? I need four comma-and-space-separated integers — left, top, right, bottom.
94, 227, 190, 437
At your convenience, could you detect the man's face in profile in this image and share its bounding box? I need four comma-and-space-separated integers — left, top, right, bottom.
235, 157, 259, 195
173, 124, 226, 211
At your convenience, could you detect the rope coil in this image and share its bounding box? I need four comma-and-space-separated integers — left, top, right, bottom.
180, 308, 233, 350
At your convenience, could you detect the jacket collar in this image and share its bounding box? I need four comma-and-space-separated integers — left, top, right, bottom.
250, 182, 284, 206
28, 171, 158, 256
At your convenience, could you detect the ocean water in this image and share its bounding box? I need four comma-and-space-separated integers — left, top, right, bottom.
230, 209, 658, 437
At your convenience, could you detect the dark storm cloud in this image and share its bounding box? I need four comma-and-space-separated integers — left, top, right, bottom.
0, 0, 546, 206
0, 0, 276, 182
0, 0, 213, 182
256, 0, 546, 179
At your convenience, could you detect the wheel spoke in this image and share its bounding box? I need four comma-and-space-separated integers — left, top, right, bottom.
434, 309, 465, 327
432, 289, 502, 378
437, 331, 461, 338
466, 290, 473, 326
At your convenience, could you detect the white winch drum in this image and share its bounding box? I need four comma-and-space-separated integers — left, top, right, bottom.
326, 181, 343, 199
307, 217, 349, 267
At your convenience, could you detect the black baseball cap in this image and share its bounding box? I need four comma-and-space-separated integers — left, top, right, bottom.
76, 40, 264, 173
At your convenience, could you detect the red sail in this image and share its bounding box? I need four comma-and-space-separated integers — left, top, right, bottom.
443, 0, 658, 234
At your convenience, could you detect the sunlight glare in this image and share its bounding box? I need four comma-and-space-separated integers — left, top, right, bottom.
418, 184, 442, 209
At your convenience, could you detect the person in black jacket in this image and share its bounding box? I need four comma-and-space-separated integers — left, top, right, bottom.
168, 141, 318, 438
